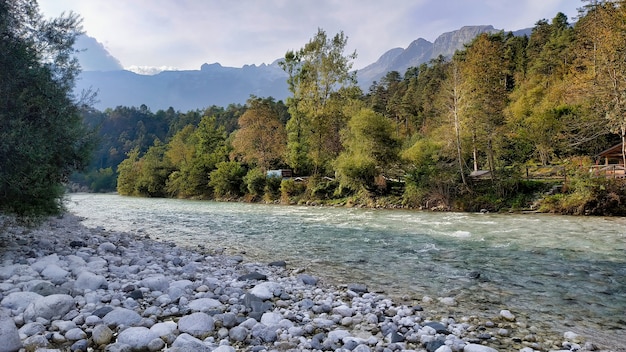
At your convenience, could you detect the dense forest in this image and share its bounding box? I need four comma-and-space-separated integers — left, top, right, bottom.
76, 1, 626, 215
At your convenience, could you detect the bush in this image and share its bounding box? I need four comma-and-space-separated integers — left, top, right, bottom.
209, 161, 246, 198
243, 168, 266, 198
280, 179, 307, 203
264, 176, 282, 202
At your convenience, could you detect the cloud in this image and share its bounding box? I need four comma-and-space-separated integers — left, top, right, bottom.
38, 0, 581, 70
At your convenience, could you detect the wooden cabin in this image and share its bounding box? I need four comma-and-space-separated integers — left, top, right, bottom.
593, 142, 625, 179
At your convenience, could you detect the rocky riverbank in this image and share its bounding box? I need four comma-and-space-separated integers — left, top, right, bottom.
0, 214, 617, 352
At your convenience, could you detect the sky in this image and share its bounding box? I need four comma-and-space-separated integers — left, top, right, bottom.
38, 0, 583, 72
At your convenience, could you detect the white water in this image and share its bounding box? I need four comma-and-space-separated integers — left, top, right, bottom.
66, 193, 626, 340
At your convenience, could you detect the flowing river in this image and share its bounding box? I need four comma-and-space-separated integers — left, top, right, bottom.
66, 193, 626, 343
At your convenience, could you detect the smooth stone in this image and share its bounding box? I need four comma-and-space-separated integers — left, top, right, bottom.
18, 322, 46, 337
177, 312, 215, 338
268, 260, 287, 267
91, 306, 114, 318
423, 321, 449, 334
297, 274, 318, 285
213, 346, 236, 352
70, 339, 89, 352
499, 309, 516, 321
140, 275, 169, 292
116, 326, 159, 350
249, 282, 282, 300
97, 242, 117, 253
150, 321, 178, 337
147, 338, 165, 351
91, 324, 114, 345
435, 346, 453, 352
30, 281, 70, 296
74, 271, 107, 292
347, 283, 367, 293
187, 298, 223, 312
102, 308, 142, 327
0, 292, 42, 311
0, 318, 22, 352
65, 327, 87, 341
237, 272, 267, 281
171, 333, 211, 351
23, 294, 75, 322
463, 344, 498, 352
260, 312, 282, 327
229, 326, 248, 342
40, 264, 70, 284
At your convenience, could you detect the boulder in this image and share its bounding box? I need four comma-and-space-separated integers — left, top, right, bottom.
117, 326, 159, 350
23, 294, 75, 322
74, 271, 107, 292
178, 312, 214, 338
102, 308, 142, 327
0, 318, 22, 352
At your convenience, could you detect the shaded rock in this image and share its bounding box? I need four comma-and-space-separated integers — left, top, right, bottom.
91, 306, 114, 318
237, 271, 267, 281
41, 264, 70, 284
30, 281, 70, 296
268, 260, 287, 267
347, 283, 367, 293
91, 324, 114, 345
297, 274, 318, 285
424, 321, 449, 334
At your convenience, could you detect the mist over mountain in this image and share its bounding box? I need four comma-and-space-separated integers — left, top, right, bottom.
75, 25, 526, 111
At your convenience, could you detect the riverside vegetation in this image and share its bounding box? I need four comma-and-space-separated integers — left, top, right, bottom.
82, 3, 626, 216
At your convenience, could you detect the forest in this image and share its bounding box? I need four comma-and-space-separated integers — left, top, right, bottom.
76, 1, 626, 216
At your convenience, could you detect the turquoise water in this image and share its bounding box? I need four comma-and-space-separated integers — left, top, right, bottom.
66, 193, 626, 338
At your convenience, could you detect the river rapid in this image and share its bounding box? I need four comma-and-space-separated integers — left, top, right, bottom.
66, 193, 626, 344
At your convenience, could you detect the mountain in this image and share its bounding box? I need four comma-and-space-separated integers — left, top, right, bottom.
356, 25, 500, 89
75, 25, 521, 111
76, 61, 289, 111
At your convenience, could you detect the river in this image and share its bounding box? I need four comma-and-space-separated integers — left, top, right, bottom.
66, 193, 626, 344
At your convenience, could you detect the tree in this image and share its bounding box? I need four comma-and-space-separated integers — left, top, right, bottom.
335, 108, 400, 192
0, 0, 94, 215
459, 33, 509, 177
280, 28, 358, 175
231, 97, 286, 171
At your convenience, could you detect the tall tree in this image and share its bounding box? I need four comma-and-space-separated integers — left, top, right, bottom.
231, 97, 287, 171
280, 28, 358, 175
0, 0, 94, 215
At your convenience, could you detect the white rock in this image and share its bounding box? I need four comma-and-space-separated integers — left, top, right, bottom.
140, 275, 169, 292
23, 294, 75, 322
260, 312, 282, 327
1, 292, 42, 311
18, 322, 46, 337
328, 329, 351, 342
332, 304, 354, 317
249, 282, 282, 300
97, 242, 117, 253
187, 298, 223, 312
150, 321, 178, 337
31, 254, 60, 272
435, 346, 453, 352
463, 344, 498, 352
40, 264, 69, 284
439, 297, 457, 306
564, 331, 582, 342
74, 271, 107, 292
213, 346, 236, 352
102, 308, 142, 327
171, 333, 211, 351
499, 309, 516, 322
116, 326, 159, 350
0, 318, 22, 352
178, 312, 215, 338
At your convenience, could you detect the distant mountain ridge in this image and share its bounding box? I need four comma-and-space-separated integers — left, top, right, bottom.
75, 25, 524, 111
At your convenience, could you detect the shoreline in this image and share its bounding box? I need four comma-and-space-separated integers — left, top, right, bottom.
0, 213, 619, 351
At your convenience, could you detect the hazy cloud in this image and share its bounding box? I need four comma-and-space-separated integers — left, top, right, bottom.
38, 0, 581, 70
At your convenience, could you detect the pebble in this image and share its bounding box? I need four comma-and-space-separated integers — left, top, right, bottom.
0, 214, 609, 352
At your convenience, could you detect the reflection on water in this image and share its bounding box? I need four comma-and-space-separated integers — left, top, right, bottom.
67, 193, 626, 337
